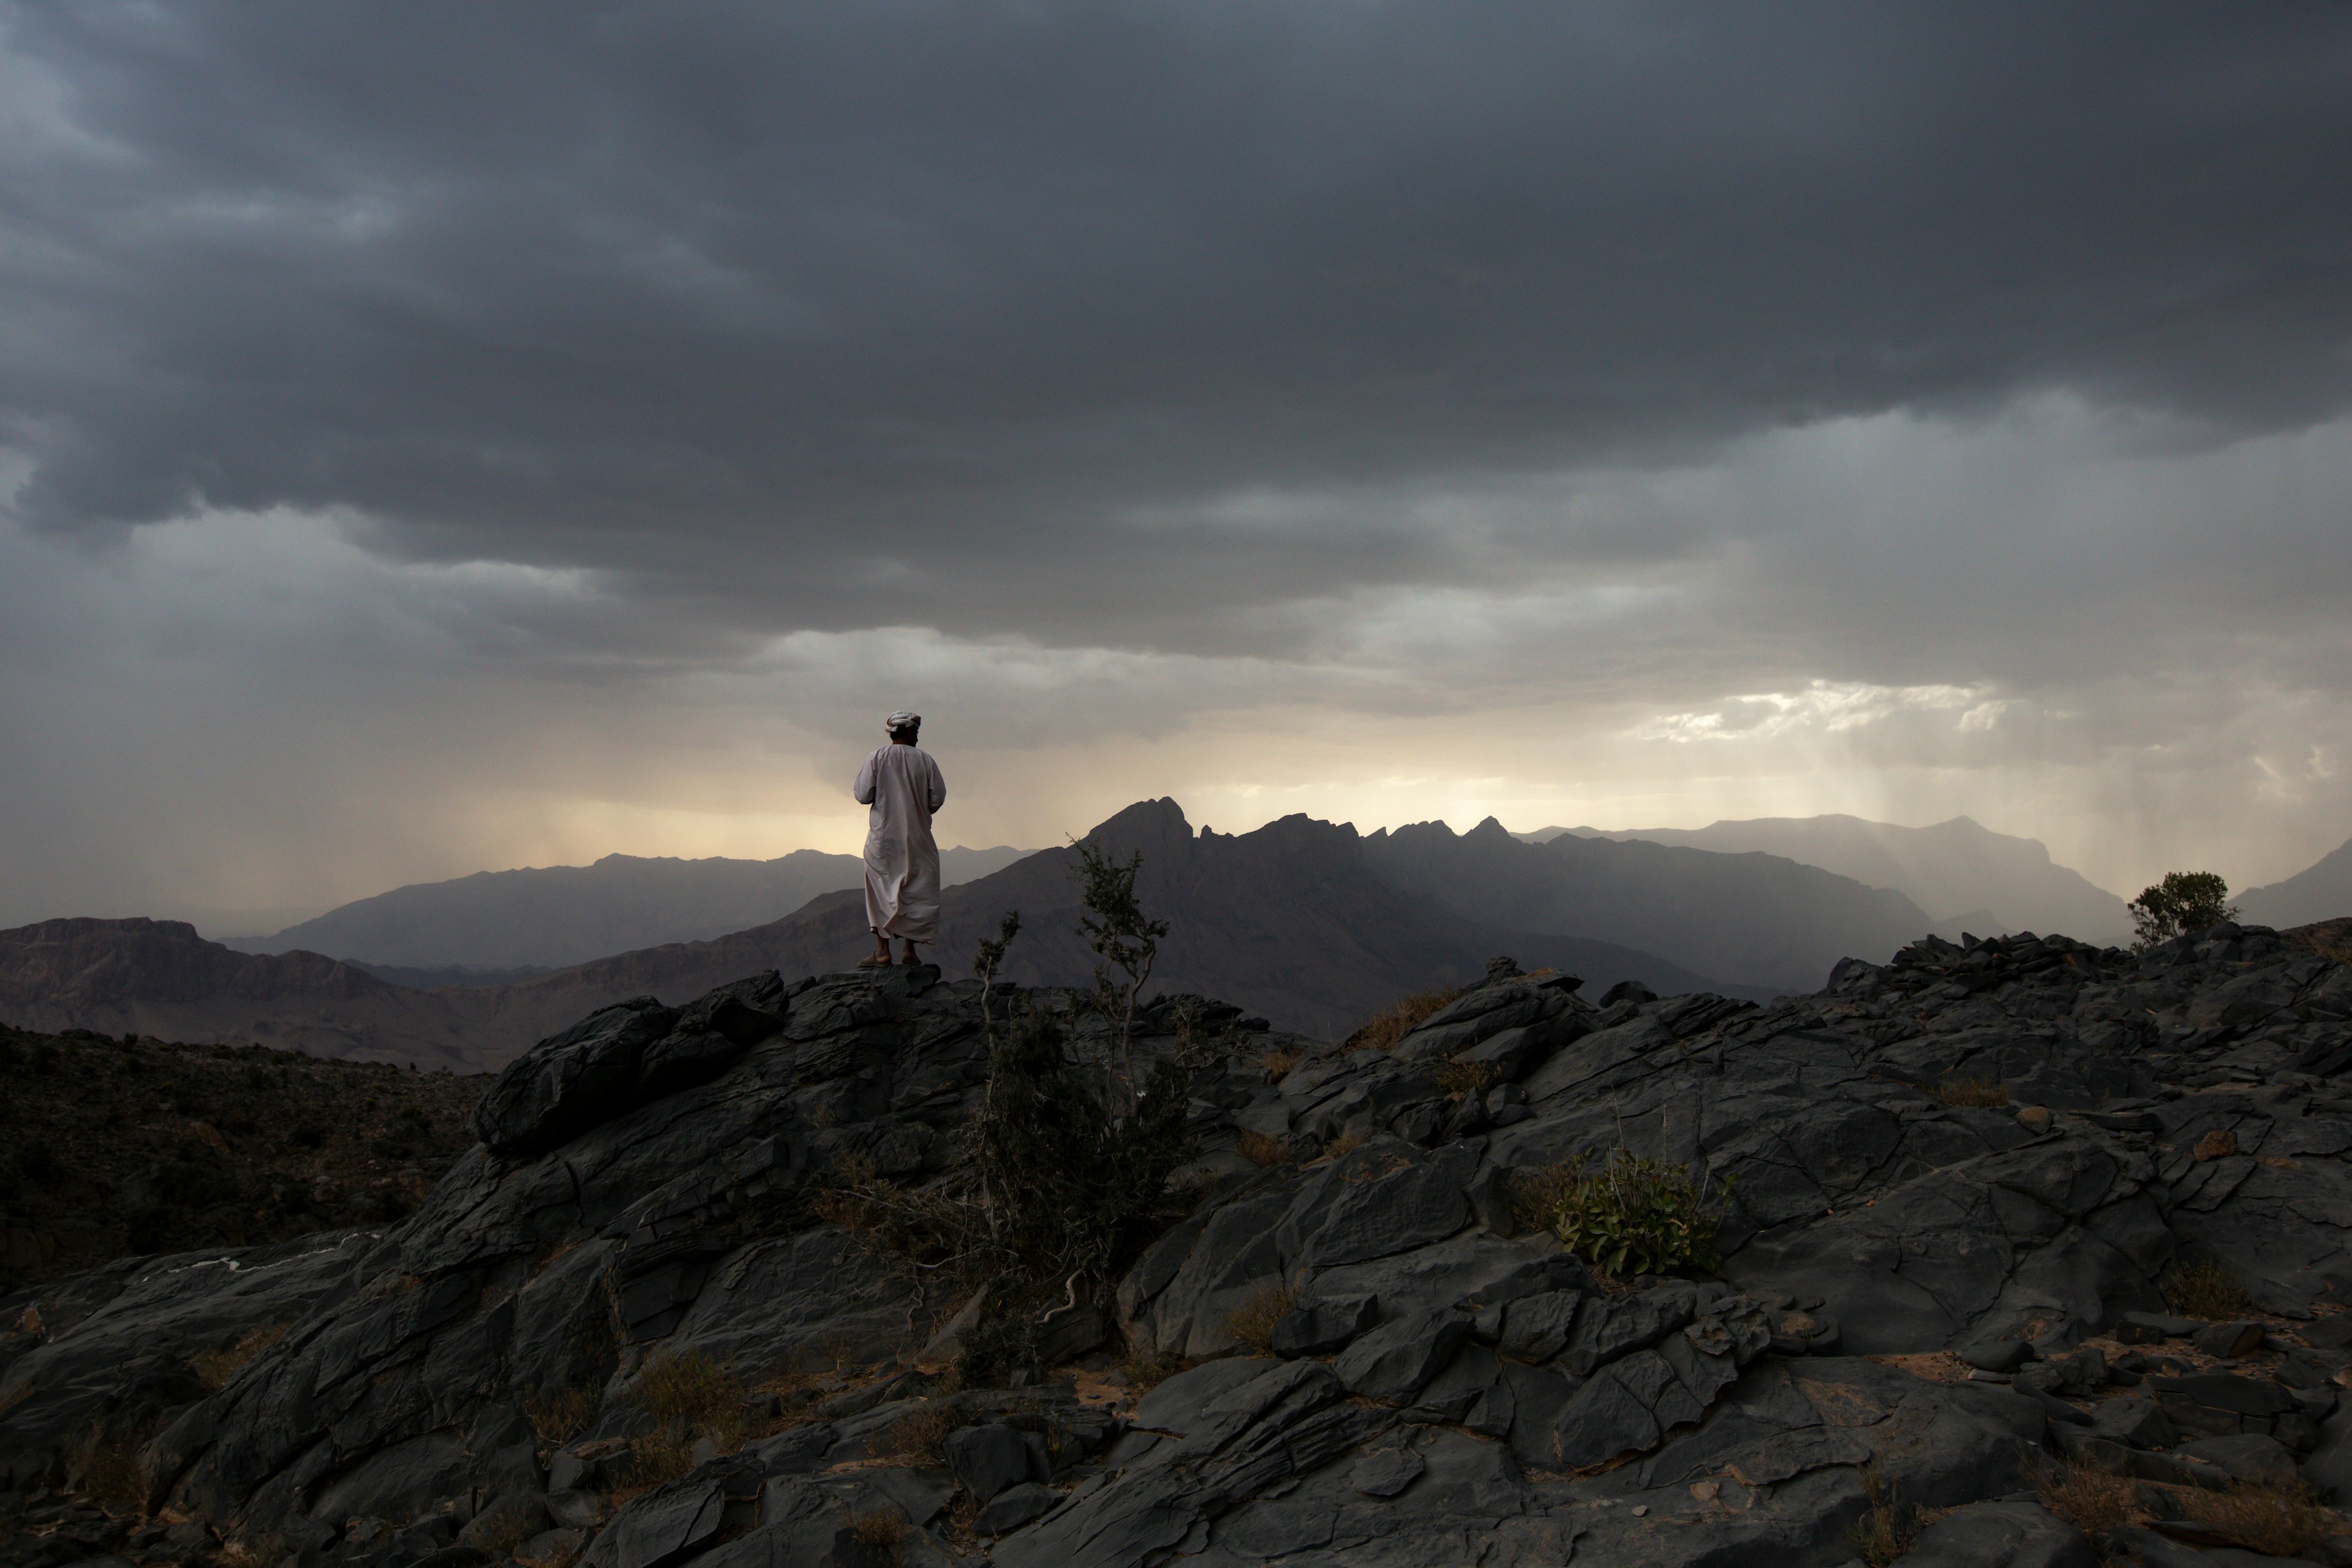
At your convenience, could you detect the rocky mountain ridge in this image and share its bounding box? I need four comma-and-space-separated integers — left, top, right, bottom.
2242, 836, 2352, 933
7, 915, 2352, 1566
227, 847, 1033, 971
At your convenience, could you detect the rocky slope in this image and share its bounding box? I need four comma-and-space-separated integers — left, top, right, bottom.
0, 1025, 485, 1291
7, 917, 2352, 1566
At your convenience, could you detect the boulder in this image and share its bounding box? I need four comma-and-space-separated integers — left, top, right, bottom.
472, 997, 680, 1154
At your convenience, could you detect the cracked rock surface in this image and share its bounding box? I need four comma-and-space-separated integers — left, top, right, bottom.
5, 921, 2352, 1566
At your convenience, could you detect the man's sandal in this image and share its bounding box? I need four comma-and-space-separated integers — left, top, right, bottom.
856, 953, 893, 968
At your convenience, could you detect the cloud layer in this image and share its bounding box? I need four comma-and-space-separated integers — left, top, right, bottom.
2, 2, 2348, 929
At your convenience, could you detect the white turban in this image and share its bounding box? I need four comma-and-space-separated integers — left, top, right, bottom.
886, 710, 921, 731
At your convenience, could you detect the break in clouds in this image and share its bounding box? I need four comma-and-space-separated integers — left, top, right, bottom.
1, 2, 2349, 929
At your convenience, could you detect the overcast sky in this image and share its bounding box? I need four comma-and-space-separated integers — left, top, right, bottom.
4, 1, 2350, 933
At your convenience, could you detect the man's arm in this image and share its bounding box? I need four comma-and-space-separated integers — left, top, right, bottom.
853, 750, 879, 806
927, 756, 946, 812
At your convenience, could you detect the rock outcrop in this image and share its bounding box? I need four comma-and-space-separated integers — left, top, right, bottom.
6, 919, 2352, 1567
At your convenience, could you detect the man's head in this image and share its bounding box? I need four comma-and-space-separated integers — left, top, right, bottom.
886, 710, 921, 744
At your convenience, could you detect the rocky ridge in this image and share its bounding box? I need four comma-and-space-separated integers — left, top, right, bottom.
4, 922, 2352, 1566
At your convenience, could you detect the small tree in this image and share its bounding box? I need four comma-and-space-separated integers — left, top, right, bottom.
1072, 841, 1169, 1099
2129, 871, 2239, 950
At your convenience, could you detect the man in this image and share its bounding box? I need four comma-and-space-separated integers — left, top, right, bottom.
853, 710, 947, 967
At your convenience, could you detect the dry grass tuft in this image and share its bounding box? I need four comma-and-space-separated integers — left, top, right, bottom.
1343, 986, 1466, 1055
1847, 1463, 1922, 1567
885, 1401, 960, 1466
1433, 1058, 1502, 1100
192, 1323, 288, 1391
639, 1349, 745, 1435
1259, 1049, 1300, 1084
2177, 1479, 2341, 1559
1119, 1346, 1187, 1392
2035, 1456, 2132, 1537
2166, 1256, 2254, 1321
73, 1420, 153, 1512
1235, 1130, 1289, 1168
473, 1507, 543, 1555
1221, 1276, 1301, 1357
846, 1506, 908, 1566
526, 1385, 600, 1447
620, 1425, 697, 1490
1322, 1126, 1368, 1161
1932, 1077, 2010, 1108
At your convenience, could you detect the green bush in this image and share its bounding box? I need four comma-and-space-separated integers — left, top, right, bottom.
1513, 1148, 1726, 1278
2130, 870, 2239, 949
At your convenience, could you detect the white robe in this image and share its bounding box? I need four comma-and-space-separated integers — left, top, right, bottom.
853, 742, 947, 941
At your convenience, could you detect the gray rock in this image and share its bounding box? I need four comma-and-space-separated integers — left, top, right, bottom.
1333, 1308, 1474, 1402
2180, 1431, 2301, 1487
1959, 1338, 2034, 1373
1896, 1499, 2095, 1567
473, 997, 680, 1154
1349, 1444, 1425, 1496
1270, 1294, 1379, 1357
944, 1423, 1031, 1502
2194, 1319, 2269, 1359
457, 1491, 548, 1551
1497, 1289, 1585, 1363
977, 1481, 1061, 1534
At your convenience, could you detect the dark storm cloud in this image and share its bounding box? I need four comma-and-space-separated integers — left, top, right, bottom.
4, 1, 2350, 655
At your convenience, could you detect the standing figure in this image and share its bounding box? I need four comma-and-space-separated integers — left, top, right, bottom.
854, 710, 947, 967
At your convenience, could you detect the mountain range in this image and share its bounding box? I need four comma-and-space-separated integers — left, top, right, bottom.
2241, 834, 2352, 931
1520, 813, 2134, 942
224, 845, 1031, 969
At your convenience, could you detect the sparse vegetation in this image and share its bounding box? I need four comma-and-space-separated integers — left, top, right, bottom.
1235, 1129, 1289, 1167
2166, 1256, 2254, 1321
2177, 1479, 2339, 1559
1848, 1464, 1923, 1567
192, 1323, 288, 1390
74, 1420, 154, 1512
2034, 1455, 2132, 1537
621, 1425, 698, 1490
1322, 1126, 1368, 1161
2130, 870, 2239, 949
820, 863, 1199, 1387
638, 1349, 745, 1436
1259, 1049, 1300, 1084
1932, 1077, 2009, 1108
1433, 1058, 1501, 1100
526, 1384, 600, 1447
1221, 1276, 1302, 1357
1119, 1345, 1187, 1391
885, 1402, 960, 1465
846, 1506, 908, 1566
1513, 1148, 1727, 1277
1344, 986, 1465, 1055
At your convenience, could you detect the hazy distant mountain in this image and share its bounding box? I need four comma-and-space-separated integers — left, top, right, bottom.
227, 845, 1031, 969
1517, 814, 2132, 944
0, 918, 491, 1069
1374, 818, 1932, 992
1, 805, 1744, 1062
2240, 836, 2352, 930
479, 801, 1756, 1041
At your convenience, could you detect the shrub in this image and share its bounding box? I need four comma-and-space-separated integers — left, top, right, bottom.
1259, 1049, 1300, 1084
1932, 1077, 2009, 1108
74, 1420, 153, 1512
2166, 1256, 2253, 1321
1848, 1464, 1923, 1567
885, 1402, 960, 1466
1118, 1346, 1186, 1391
620, 1426, 696, 1490
2177, 1479, 2338, 1559
845, 1507, 908, 1566
1221, 1276, 1301, 1357
2130, 871, 2239, 949
1513, 1148, 1727, 1278
526, 1385, 600, 1447
1073, 840, 1169, 1098
639, 1349, 744, 1435
1234, 1130, 1289, 1168
1433, 1059, 1501, 1101
1344, 987, 1464, 1055
2034, 1455, 2131, 1537
1322, 1126, 1368, 1161
193, 1324, 288, 1390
